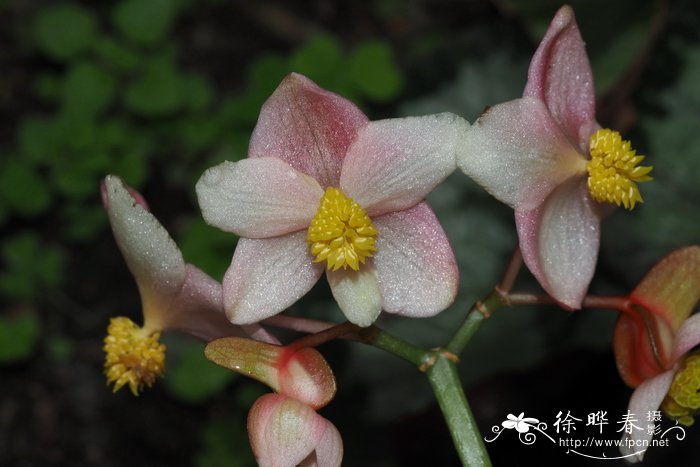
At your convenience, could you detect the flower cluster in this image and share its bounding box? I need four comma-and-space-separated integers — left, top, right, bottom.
98, 4, 674, 465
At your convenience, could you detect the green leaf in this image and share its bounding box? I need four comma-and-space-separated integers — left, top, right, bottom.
60, 202, 107, 242
348, 40, 404, 102
289, 35, 343, 88
33, 73, 63, 102
184, 74, 214, 113
19, 117, 56, 163
195, 418, 256, 467
0, 233, 65, 300
165, 339, 236, 403
112, 0, 179, 45
0, 312, 40, 363
33, 4, 97, 61
178, 117, 220, 152
62, 62, 117, 117
0, 158, 52, 216
125, 55, 185, 116
92, 36, 141, 72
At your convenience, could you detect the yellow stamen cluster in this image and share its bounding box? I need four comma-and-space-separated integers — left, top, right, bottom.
307, 187, 378, 271
586, 128, 652, 210
103, 316, 166, 396
661, 351, 700, 426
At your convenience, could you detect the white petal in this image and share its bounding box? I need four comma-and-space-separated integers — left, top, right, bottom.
327, 267, 382, 327
516, 177, 600, 309
372, 203, 458, 317
341, 113, 465, 216
620, 370, 676, 463
457, 97, 584, 211
223, 232, 324, 324
672, 313, 700, 362
196, 158, 323, 238
102, 175, 185, 299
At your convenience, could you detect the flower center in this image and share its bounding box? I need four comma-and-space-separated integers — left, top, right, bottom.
307, 187, 378, 271
103, 316, 166, 396
586, 128, 653, 210
661, 351, 700, 426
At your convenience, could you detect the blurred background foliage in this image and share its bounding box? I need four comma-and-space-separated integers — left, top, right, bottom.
1, 0, 699, 466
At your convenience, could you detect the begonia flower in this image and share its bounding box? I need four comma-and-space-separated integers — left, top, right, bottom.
248, 394, 342, 467
197, 73, 464, 327
205, 337, 340, 466
101, 175, 275, 395
612, 246, 700, 462
456, 5, 652, 309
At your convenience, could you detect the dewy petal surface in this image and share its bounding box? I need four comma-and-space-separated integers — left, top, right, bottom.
249, 73, 369, 188
620, 370, 676, 463
326, 266, 382, 327
523, 5, 596, 150
516, 177, 600, 309
196, 157, 323, 238
224, 232, 324, 324
372, 202, 458, 317
341, 113, 465, 216
457, 97, 584, 211
102, 175, 186, 300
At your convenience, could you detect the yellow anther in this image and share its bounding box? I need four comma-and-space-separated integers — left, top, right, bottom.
586, 128, 652, 210
307, 187, 378, 271
661, 351, 700, 426
103, 316, 166, 396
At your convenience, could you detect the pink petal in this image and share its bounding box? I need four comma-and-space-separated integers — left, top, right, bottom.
456, 97, 584, 211
620, 370, 676, 463
372, 202, 458, 317
523, 5, 597, 151
248, 394, 324, 467
340, 113, 465, 216
326, 267, 382, 327
166, 265, 278, 343
223, 232, 324, 324
196, 157, 323, 238
516, 177, 600, 309
249, 73, 369, 188
672, 313, 700, 362
302, 419, 343, 467
102, 175, 186, 305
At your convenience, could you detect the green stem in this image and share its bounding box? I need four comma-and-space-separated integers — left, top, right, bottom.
365, 326, 427, 367
445, 289, 506, 355
427, 356, 491, 467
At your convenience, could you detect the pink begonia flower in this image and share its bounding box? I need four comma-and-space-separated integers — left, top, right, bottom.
205, 336, 340, 465
457, 6, 652, 309
612, 246, 700, 462
197, 73, 464, 327
248, 394, 343, 467
101, 175, 276, 395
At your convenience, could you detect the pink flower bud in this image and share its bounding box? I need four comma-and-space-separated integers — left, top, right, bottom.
205, 337, 336, 409
248, 394, 342, 467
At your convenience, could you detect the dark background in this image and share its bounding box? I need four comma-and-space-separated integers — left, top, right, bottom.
1, 0, 699, 465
